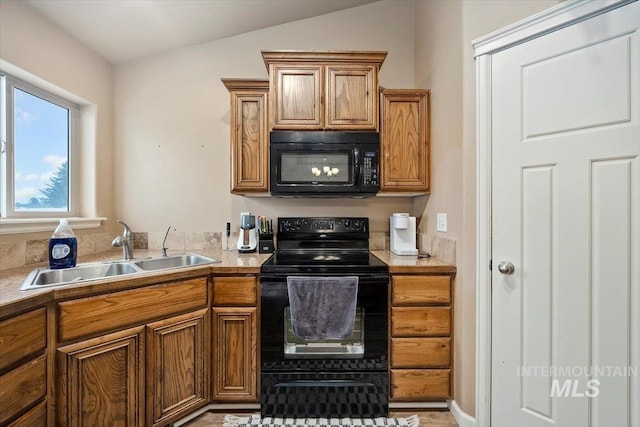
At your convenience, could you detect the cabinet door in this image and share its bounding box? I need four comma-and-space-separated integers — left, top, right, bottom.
146, 309, 208, 426
57, 326, 144, 427
326, 65, 377, 130
212, 307, 257, 401
380, 89, 430, 192
270, 65, 323, 129
226, 82, 269, 193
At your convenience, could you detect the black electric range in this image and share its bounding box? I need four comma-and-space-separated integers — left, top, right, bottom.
259, 217, 390, 418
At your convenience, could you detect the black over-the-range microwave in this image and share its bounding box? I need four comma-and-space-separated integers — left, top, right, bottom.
269, 131, 380, 197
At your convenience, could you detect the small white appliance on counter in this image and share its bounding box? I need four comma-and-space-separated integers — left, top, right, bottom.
237, 212, 257, 253
390, 213, 418, 256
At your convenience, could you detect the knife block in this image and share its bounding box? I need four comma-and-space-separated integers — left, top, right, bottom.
258, 232, 275, 254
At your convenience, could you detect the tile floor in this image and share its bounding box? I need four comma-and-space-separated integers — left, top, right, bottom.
182, 410, 459, 427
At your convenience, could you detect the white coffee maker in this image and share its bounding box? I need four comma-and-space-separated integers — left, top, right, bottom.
237, 212, 257, 253
390, 213, 418, 255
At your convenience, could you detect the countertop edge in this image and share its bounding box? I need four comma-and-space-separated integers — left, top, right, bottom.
2, 250, 455, 318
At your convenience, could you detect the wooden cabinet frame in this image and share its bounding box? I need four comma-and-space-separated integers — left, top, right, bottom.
57, 326, 145, 427
326, 64, 377, 130
389, 274, 453, 402
262, 50, 386, 131
380, 89, 430, 193
222, 79, 270, 193
212, 307, 257, 401
270, 65, 323, 129
146, 309, 208, 426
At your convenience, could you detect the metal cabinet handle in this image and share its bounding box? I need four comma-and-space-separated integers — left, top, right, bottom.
497, 261, 515, 275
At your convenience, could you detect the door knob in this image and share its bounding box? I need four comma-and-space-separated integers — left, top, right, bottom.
497, 261, 515, 275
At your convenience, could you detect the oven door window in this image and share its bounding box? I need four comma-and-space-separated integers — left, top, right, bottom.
279, 152, 352, 184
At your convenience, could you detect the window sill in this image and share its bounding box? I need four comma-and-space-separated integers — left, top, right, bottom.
0, 217, 106, 235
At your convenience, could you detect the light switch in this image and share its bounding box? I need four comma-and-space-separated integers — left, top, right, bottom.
436, 213, 447, 232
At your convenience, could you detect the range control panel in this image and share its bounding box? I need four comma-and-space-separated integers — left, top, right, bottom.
279, 217, 368, 233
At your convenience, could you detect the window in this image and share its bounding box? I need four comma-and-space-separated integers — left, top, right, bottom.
1, 72, 78, 218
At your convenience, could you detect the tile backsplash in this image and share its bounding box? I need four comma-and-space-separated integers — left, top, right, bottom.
1, 230, 391, 272
419, 233, 456, 265
0, 231, 117, 271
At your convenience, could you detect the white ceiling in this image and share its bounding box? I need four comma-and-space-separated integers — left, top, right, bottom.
26, 0, 380, 64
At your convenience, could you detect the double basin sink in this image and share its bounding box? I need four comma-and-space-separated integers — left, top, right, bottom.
21, 253, 220, 291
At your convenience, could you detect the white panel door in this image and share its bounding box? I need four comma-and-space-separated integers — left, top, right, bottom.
491, 3, 640, 427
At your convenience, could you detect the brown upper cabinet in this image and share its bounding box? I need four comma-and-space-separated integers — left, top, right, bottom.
379, 89, 430, 193
222, 79, 269, 193
262, 51, 387, 131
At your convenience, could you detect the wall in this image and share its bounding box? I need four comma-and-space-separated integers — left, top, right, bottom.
413, 0, 562, 417
113, 0, 416, 237
0, 0, 115, 269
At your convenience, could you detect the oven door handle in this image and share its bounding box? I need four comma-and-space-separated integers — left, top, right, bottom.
260, 274, 389, 284
274, 380, 376, 388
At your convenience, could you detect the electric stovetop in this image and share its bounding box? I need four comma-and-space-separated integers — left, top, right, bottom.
260, 250, 388, 275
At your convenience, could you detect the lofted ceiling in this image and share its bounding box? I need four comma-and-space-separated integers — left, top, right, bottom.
26, 0, 380, 64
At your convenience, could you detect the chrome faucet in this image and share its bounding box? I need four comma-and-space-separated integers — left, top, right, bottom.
112, 220, 134, 260
162, 225, 175, 257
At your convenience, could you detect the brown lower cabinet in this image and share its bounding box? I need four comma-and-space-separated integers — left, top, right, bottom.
390, 273, 454, 402
0, 307, 47, 426
212, 307, 257, 401
57, 326, 145, 427
1, 268, 459, 425
8, 400, 47, 427
146, 309, 208, 426
211, 276, 258, 402
55, 276, 210, 427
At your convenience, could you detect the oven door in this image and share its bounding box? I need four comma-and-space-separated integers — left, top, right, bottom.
260, 273, 389, 368
260, 273, 389, 417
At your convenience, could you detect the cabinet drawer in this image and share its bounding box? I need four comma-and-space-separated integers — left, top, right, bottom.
392, 275, 450, 305
214, 277, 257, 306
0, 308, 46, 372
390, 369, 450, 400
391, 338, 450, 368
8, 400, 46, 427
391, 307, 450, 337
58, 277, 208, 342
0, 354, 47, 425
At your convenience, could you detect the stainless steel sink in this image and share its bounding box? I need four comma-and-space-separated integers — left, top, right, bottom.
20, 253, 219, 291
133, 253, 218, 271
21, 262, 141, 290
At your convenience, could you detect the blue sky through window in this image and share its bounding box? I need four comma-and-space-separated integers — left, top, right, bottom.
13, 88, 69, 209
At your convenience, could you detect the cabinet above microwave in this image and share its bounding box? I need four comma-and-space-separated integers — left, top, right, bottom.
261, 50, 387, 131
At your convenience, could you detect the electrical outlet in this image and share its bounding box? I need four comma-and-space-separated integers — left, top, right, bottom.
436, 213, 447, 232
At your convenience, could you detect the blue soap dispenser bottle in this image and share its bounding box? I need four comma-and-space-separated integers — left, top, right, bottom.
49, 219, 78, 269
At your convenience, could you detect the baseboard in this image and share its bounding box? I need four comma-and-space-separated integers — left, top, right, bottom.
448, 400, 476, 427
389, 402, 448, 409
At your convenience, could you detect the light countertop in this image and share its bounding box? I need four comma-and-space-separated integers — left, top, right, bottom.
1, 249, 455, 318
